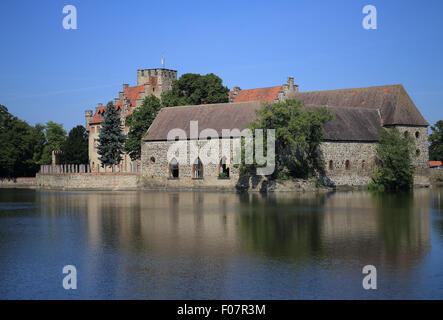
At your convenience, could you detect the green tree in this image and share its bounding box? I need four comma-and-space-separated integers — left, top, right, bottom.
369, 128, 415, 192
97, 102, 126, 167
61, 125, 89, 164
0, 105, 40, 177
40, 121, 66, 165
429, 120, 443, 161
124, 95, 162, 160
31, 124, 46, 165
161, 73, 229, 107
241, 99, 333, 179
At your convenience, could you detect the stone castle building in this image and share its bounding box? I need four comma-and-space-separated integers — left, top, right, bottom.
141, 81, 429, 189
85, 68, 177, 171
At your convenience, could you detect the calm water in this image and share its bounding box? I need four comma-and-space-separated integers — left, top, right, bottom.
0, 187, 443, 299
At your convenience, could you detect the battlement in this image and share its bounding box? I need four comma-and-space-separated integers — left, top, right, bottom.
137, 68, 177, 90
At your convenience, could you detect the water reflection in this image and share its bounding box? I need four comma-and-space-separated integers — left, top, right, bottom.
0, 188, 438, 299
34, 190, 432, 270
236, 191, 430, 269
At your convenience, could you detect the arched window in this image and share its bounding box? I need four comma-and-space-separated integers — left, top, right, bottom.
345, 160, 351, 170
169, 158, 179, 179
329, 160, 334, 170
415, 131, 420, 139
219, 157, 230, 178
193, 157, 203, 179
362, 160, 366, 171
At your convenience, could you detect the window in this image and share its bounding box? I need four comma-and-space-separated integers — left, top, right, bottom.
150, 157, 156, 163
169, 158, 179, 179
362, 160, 366, 171
219, 157, 230, 178
193, 157, 203, 179
416, 149, 421, 156
345, 160, 351, 170
415, 131, 420, 139
328, 160, 334, 170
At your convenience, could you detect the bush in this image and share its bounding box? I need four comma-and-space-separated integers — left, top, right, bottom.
369, 128, 415, 191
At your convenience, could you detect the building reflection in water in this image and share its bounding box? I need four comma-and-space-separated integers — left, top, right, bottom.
34, 188, 432, 298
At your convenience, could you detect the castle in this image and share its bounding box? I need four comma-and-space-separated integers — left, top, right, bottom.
85, 67, 430, 188
85, 68, 177, 172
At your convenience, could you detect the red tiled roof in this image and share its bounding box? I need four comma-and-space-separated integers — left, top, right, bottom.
232, 86, 282, 103
89, 79, 157, 125
430, 161, 442, 167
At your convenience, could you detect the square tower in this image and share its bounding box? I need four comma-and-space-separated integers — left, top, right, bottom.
137, 68, 177, 94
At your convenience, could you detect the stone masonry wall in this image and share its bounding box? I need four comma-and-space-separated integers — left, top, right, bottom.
141, 139, 241, 189
36, 173, 140, 190
141, 124, 430, 189
320, 141, 377, 186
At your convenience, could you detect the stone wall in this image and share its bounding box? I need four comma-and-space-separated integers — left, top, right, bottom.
320, 141, 377, 186
0, 177, 36, 188
141, 139, 241, 189
393, 126, 429, 168
141, 134, 430, 189
36, 173, 140, 190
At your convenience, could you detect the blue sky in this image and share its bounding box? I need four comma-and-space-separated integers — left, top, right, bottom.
0, 0, 442, 131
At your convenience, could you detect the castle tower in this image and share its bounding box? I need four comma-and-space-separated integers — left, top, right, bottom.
137, 68, 177, 94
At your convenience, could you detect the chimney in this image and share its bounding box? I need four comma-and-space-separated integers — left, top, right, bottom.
287, 77, 294, 89
114, 98, 119, 105
98, 103, 103, 108
123, 84, 129, 90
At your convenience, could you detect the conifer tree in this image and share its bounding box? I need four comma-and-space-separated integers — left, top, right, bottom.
97, 102, 126, 167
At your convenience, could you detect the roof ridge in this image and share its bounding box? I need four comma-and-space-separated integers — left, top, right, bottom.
299, 84, 403, 94
162, 101, 261, 110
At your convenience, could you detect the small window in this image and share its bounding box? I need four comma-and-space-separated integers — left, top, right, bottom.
416, 149, 421, 156
362, 160, 366, 171
193, 158, 203, 179
329, 160, 334, 170
345, 160, 351, 170
415, 131, 420, 139
219, 157, 230, 178
150, 157, 156, 163
169, 158, 179, 179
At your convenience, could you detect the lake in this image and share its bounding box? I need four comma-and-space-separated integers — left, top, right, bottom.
0, 187, 442, 299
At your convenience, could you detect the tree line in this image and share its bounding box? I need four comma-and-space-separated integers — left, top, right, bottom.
0, 104, 88, 178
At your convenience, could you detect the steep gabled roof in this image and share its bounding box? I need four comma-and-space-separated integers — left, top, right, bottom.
144, 101, 383, 142
144, 101, 263, 141
292, 84, 428, 126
